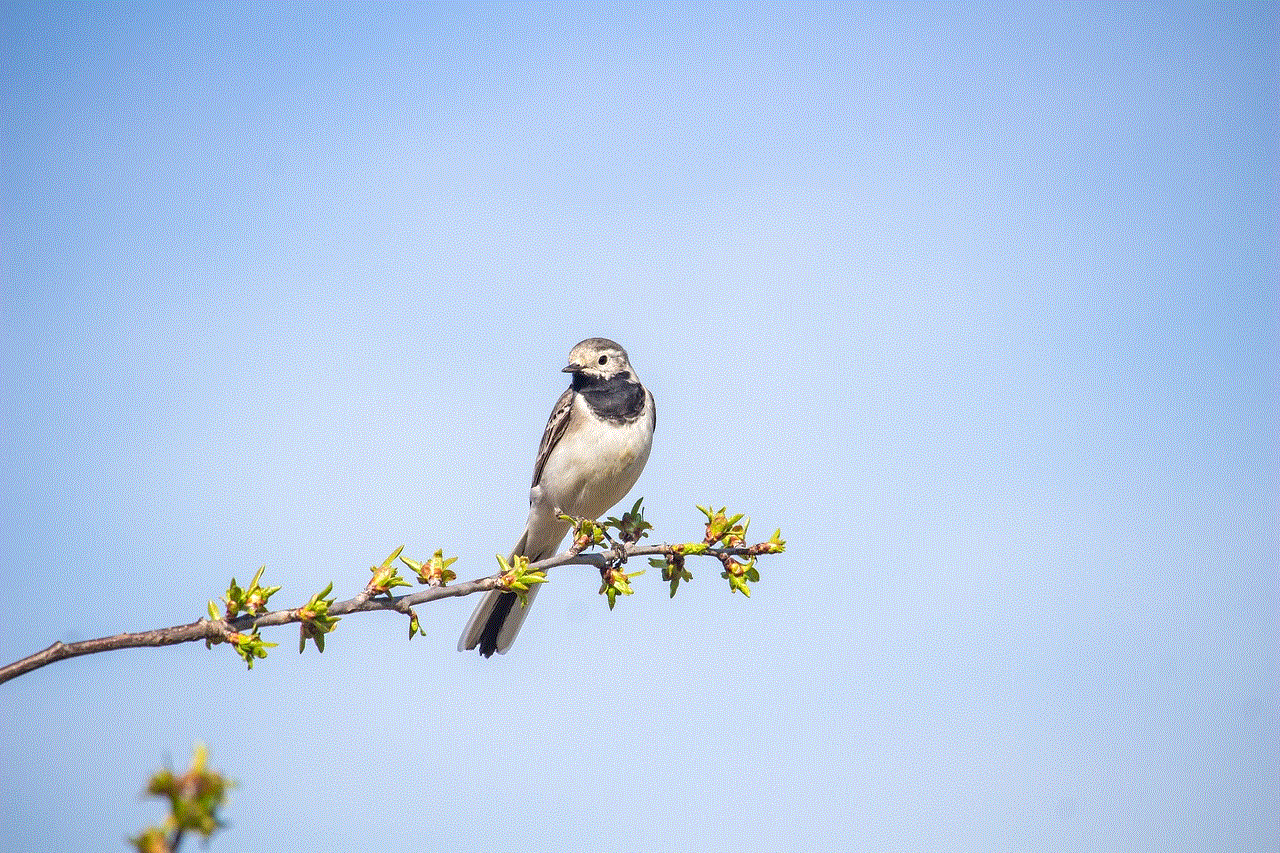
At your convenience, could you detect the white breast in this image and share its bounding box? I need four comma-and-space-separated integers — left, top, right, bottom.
536, 394, 654, 520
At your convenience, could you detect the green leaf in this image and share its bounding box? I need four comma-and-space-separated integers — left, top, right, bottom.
218, 565, 280, 619
561, 514, 608, 551
134, 744, 234, 850
404, 548, 458, 586
605, 497, 653, 543
752, 528, 787, 554
598, 566, 644, 609
368, 562, 411, 597
229, 630, 277, 669
298, 582, 340, 653
495, 554, 547, 606
651, 553, 692, 597
720, 557, 759, 597
407, 608, 425, 640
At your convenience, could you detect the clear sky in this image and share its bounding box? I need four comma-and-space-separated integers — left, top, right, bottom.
1, 3, 1275, 851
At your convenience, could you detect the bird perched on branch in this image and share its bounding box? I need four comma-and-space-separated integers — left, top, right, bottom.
459, 337, 656, 656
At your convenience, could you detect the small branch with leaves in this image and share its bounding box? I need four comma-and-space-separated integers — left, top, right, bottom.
0, 501, 784, 684
130, 744, 232, 853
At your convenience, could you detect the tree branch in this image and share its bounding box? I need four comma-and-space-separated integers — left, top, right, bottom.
0, 542, 768, 685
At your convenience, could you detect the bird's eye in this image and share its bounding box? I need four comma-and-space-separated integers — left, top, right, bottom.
598, 355, 609, 365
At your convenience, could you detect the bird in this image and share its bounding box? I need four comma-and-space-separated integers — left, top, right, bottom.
458, 337, 656, 657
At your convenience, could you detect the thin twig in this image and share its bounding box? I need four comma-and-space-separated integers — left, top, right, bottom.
0, 544, 757, 685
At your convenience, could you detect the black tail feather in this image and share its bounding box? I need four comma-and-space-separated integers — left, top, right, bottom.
477, 592, 518, 657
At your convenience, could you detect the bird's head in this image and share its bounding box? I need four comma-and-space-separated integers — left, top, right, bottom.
563, 337, 636, 382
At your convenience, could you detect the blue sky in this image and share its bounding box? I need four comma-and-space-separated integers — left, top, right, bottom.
1, 3, 1275, 851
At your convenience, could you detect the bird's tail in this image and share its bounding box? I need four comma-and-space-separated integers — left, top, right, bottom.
457, 585, 540, 657
458, 528, 540, 656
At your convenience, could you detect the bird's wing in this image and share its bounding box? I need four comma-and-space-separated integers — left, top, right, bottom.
530, 386, 575, 488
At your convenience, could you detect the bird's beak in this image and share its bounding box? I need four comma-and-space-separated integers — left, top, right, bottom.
562, 362, 583, 373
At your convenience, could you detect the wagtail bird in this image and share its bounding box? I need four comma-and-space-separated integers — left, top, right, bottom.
459, 338, 656, 656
